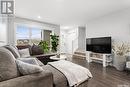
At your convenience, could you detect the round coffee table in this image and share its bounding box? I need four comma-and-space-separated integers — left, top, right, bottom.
50, 55, 67, 60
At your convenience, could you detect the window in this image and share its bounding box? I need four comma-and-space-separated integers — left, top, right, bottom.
16, 25, 42, 45
31, 28, 42, 45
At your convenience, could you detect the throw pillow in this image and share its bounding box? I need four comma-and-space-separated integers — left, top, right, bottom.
19, 48, 30, 58
4, 45, 20, 58
0, 47, 20, 82
16, 60, 43, 75
18, 58, 44, 66
17, 45, 32, 55
31, 44, 43, 55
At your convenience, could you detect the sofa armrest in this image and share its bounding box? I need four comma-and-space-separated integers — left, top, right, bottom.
0, 71, 53, 87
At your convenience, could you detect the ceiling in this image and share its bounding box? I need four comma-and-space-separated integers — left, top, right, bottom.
15, 0, 130, 26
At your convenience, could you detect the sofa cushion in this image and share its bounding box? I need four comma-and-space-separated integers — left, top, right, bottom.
16, 60, 43, 75
31, 44, 43, 55
0, 47, 20, 82
19, 48, 30, 58
4, 45, 20, 58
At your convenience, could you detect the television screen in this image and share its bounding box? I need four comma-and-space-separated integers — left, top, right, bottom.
86, 37, 111, 54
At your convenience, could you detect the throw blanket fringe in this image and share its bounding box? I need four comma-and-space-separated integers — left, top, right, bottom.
48, 60, 92, 87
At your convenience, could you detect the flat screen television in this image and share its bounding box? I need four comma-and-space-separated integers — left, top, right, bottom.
86, 37, 111, 54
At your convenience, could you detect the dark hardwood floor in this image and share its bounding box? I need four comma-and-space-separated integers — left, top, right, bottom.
69, 58, 130, 87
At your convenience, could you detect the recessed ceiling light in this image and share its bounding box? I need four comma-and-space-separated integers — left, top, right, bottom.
37, 16, 41, 19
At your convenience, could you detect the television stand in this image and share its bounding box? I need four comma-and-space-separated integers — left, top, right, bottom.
86, 51, 112, 67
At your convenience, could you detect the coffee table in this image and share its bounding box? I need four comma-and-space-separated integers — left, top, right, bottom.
36, 53, 57, 65
50, 55, 67, 60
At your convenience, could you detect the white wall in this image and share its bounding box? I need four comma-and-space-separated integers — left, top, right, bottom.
87, 8, 130, 42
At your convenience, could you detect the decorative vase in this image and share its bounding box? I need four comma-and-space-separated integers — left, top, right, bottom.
114, 55, 126, 71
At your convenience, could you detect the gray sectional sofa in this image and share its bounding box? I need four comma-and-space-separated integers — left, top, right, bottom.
0, 45, 89, 87
0, 46, 53, 87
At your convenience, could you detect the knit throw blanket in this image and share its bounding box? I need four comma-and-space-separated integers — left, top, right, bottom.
48, 60, 92, 87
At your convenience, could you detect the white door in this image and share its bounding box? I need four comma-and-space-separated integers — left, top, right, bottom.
66, 31, 77, 54
60, 31, 67, 53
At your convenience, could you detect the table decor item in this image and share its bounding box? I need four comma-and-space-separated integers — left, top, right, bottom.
112, 41, 130, 71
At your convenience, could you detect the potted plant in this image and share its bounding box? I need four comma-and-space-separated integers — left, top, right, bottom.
112, 42, 130, 71
38, 40, 49, 53
50, 34, 59, 52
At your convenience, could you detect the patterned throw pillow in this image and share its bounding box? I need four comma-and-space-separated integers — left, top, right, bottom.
18, 58, 44, 66
16, 60, 43, 75
19, 48, 30, 58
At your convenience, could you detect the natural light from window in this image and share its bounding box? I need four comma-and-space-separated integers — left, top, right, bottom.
16, 25, 42, 45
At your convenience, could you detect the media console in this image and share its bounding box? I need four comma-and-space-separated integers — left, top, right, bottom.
86, 51, 112, 67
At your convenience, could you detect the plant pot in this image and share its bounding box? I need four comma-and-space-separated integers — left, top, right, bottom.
113, 55, 126, 71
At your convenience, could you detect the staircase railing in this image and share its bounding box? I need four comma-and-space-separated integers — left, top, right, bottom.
72, 37, 78, 54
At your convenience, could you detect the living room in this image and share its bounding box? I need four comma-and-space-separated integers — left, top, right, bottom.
0, 0, 130, 87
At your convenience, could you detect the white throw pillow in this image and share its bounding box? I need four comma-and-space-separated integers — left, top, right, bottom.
18, 58, 39, 65
16, 60, 43, 75
18, 58, 44, 66
19, 48, 30, 58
